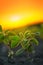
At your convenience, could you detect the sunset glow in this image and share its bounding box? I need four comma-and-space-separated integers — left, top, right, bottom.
0, 0, 43, 30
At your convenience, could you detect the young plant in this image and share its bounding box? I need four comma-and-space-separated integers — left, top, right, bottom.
15, 31, 39, 56
0, 25, 39, 58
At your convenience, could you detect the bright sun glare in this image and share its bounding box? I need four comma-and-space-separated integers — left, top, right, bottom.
10, 16, 21, 22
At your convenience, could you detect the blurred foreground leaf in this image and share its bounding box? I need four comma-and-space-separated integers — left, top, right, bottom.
15, 48, 24, 56
0, 25, 2, 32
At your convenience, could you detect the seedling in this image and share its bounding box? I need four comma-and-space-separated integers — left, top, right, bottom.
0, 25, 42, 59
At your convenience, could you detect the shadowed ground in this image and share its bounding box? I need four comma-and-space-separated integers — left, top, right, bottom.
0, 38, 43, 65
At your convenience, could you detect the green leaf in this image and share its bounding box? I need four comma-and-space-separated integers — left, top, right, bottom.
24, 41, 30, 49
15, 48, 24, 56
3, 38, 9, 45
31, 38, 39, 46
3, 35, 9, 45
0, 33, 4, 43
28, 45, 34, 52
24, 30, 32, 38
0, 25, 2, 32
11, 35, 20, 48
0, 34, 4, 40
21, 38, 39, 50
19, 32, 23, 39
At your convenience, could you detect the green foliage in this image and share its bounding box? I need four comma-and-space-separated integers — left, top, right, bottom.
0, 25, 4, 42
0, 34, 4, 42
11, 35, 20, 48
0, 25, 2, 32
0, 24, 42, 56
0, 34, 4, 40
15, 48, 24, 56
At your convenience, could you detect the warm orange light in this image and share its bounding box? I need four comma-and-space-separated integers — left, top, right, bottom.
0, 0, 43, 30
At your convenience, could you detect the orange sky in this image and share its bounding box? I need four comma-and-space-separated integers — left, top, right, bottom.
0, 0, 43, 30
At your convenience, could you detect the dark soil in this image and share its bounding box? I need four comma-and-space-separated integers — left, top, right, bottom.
0, 38, 43, 65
